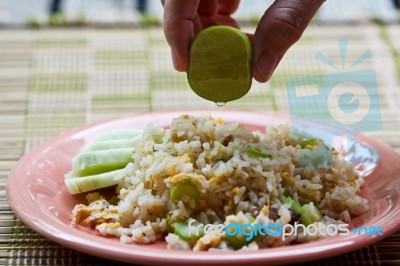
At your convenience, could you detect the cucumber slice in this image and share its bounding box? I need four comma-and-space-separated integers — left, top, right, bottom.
170, 181, 201, 204
64, 169, 123, 195
173, 220, 204, 242
64, 171, 74, 179
94, 129, 143, 142
166, 216, 176, 233
72, 148, 133, 176
83, 138, 139, 152
225, 214, 255, 249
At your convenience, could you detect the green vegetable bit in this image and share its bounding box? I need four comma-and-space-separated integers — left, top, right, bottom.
245, 214, 255, 223
297, 145, 332, 168
291, 129, 323, 149
225, 214, 255, 250
170, 181, 201, 204
94, 129, 143, 142
246, 146, 272, 159
283, 196, 302, 213
300, 137, 319, 148
173, 220, 204, 242
64, 169, 123, 195
83, 138, 138, 152
299, 203, 322, 226
166, 216, 175, 233
64, 128, 143, 195
72, 148, 134, 177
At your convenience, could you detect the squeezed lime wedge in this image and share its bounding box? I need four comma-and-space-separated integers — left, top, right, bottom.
187, 25, 253, 103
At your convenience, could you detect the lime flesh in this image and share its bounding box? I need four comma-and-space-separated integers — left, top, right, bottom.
187, 26, 253, 103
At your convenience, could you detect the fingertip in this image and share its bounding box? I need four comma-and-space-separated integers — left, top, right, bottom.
253, 72, 269, 83
174, 64, 187, 72
163, 0, 200, 72
252, 69, 270, 83
250, 0, 324, 83
252, 50, 277, 83
171, 48, 188, 72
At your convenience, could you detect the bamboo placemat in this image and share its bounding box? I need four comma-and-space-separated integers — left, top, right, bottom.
1, 24, 400, 265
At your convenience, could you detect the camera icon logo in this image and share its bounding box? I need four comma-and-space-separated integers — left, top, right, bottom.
287, 39, 382, 132
286, 40, 382, 167
287, 69, 381, 132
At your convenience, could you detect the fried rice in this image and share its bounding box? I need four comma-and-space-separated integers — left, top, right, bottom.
71, 114, 368, 251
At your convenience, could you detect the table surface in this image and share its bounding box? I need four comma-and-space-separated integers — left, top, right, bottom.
1, 24, 400, 265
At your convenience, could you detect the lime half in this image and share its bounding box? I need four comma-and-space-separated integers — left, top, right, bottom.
187, 26, 253, 103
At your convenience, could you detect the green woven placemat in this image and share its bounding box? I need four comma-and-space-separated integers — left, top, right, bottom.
1, 24, 400, 265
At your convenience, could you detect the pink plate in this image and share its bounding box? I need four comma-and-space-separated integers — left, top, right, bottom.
6, 111, 400, 265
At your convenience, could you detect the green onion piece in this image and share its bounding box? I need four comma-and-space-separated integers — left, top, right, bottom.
246, 146, 272, 159
283, 196, 302, 214
300, 137, 319, 148
299, 203, 322, 226
153, 131, 165, 144
245, 213, 255, 223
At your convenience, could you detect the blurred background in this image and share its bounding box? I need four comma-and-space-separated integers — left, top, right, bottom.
1, 1, 398, 142
1, 1, 400, 265
0, 0, 399, 25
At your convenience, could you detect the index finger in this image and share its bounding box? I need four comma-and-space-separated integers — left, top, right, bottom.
217, 0, 240, 15
163, 0, 201, 71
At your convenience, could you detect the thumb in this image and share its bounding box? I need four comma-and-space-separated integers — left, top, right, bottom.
252, 0, 325, 83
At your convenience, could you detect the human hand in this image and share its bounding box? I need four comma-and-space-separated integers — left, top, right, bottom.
162, 0, 325, 83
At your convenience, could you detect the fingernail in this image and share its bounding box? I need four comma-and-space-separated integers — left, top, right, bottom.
171, 48, 180, 69
256, 51, 278, 82
171, 48, 185, 71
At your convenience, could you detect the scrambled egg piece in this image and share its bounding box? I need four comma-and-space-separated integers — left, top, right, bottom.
72, 200, 118, 228
193, 233, 222, 251
170, 173, 206, 189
